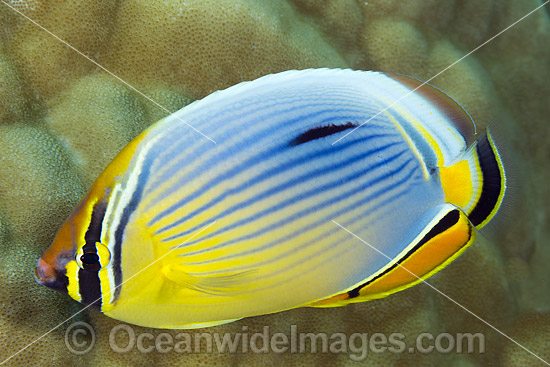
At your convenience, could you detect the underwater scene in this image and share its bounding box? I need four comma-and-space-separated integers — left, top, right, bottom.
0, 0, 549, 366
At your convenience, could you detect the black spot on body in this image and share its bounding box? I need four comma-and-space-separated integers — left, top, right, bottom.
289, 122, 357, 146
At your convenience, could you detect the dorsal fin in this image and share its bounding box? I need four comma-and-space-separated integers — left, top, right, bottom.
385, 73, 477, 147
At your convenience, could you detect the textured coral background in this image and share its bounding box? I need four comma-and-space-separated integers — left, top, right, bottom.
0, 0, 549, 366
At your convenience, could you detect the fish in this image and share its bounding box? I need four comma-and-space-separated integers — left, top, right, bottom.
35, 68, 507, 329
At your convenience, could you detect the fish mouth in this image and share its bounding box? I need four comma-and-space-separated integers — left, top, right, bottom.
35, 258, 69, 292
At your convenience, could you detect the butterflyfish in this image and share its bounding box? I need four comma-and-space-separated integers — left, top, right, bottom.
35, 69, 507, 329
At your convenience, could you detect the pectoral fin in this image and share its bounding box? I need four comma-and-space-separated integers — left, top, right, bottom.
162, 263, 255, 296
311, 203, 476, 307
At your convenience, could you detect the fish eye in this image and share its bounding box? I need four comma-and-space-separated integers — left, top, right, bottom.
76, 242, 111, 270
77, 250, 100, 271
80, 252, 100, 268
81, 252, 99, 264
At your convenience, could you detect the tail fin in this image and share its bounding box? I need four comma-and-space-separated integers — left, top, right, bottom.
439, 127, 506, 229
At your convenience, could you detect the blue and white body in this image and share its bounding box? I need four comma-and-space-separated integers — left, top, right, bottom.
35, 69, 506, 329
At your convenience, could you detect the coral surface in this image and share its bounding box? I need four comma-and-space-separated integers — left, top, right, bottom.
0, 0, 549, 366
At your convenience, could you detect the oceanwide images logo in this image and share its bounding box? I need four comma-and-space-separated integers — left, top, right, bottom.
65, 322, 485, 360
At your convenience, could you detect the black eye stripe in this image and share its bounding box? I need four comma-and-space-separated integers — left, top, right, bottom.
78, 267, 102, 309
85, 201, 107, 244
82, 243, 97, 253
78, 201, 107, 309
78, 240, 102, 307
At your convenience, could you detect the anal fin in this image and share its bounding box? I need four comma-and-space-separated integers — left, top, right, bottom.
310, 203, 476, 308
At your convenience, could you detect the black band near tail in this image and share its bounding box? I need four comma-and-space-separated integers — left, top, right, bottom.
468, 134, 503, 227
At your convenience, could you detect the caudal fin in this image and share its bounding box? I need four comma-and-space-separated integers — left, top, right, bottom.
439, 127, 507, 229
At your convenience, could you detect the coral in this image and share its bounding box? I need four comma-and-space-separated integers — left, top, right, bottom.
0, 0, 548, 366
500, 312, 550, 366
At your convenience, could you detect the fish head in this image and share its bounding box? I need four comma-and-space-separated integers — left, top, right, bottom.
34, 131, 146, 308
35, 209, 80, 294
35, 188, 112, 307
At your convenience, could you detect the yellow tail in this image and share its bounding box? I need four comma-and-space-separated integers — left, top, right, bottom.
440, 128, 506, 229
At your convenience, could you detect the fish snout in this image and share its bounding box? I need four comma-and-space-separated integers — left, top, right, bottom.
35, 257, 68, 292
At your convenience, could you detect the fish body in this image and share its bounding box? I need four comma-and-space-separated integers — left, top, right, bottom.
35, 69, 506, 328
